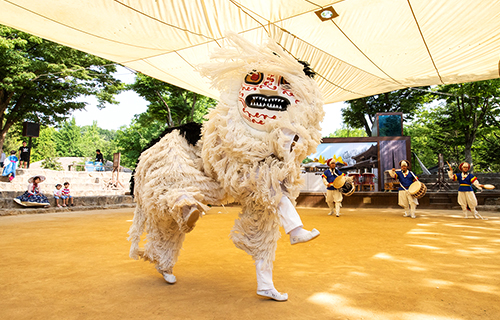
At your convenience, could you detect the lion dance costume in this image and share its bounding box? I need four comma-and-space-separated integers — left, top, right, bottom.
128, 33, 325, 301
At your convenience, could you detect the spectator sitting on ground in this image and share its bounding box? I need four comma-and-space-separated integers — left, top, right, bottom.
62, 182, 74, 206
53, 184, 66, 207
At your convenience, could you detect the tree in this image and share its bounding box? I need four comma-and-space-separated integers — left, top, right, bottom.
55, 118, 83, 157
114, 118, 165, 168
428, 80, 500, 167
30, 126, 57, 162
0, 25, 123, 152
128, 73, 216, 127
342, 88, 429, 136
326, 125, 367, 138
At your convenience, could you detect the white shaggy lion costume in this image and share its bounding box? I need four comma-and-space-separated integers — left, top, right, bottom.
128, 33, 324, 301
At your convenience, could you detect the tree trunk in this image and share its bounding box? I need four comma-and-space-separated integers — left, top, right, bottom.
464, 140, 474, 171
0, 130, 6, 154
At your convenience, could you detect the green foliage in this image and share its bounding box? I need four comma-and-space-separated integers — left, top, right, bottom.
114, 119, 165, 168
342, 88, 429, 136
41, 157, 63, 171
55, 118, 84, 157
0, 24, 124, 152
128, 73, 216, 127
326, 125, 367, 138
427, 80, 500, 165
30, 126, 57, 162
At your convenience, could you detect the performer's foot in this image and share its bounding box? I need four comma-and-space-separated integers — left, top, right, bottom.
474, 213, 487, 220
336, 212, 340, 217
257, 289, 288, 301
403, 212, 409, 217
411, 215, 416, 219
163, 273, 177, 284
290, 228, 320, 245
328, 211, 333, 216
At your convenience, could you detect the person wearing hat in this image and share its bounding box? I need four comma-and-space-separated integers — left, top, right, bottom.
447, 162, 486, 219
322, 158, 346, 217
2, 150, 18, 181
14, 175, 50, 206
389, 160, 419, 218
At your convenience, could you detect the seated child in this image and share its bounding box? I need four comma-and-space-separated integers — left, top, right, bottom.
53, 184, 66, 207
62, 182, 74, 206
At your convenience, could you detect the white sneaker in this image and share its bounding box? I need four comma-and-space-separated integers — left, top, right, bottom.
257, 289, 288, 301
403, 212, 409, 217
328, 211, 333, 216
336, 213, 340, 217
163, 273, 176, 284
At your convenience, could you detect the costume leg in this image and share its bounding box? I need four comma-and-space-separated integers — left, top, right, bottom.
278, 195, 320, 245
398, 191, 410, 217
325, 190, 335, 215
465, 192, 486, 220
335, 202, 341, 217
255, 259, 288, 301
457, 192, 468, 218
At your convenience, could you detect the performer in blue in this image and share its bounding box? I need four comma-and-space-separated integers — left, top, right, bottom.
389, 160, 419, 218
2, 150, 18, 182
322, 158, 346, 217
447, 162, 486, 219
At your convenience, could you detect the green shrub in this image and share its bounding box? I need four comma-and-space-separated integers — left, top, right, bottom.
41, 157, 64, 171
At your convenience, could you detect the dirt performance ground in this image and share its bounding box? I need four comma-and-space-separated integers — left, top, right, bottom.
1, 207, 499, 320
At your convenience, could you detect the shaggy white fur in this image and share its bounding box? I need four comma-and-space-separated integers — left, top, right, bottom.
128, 32, 324, 288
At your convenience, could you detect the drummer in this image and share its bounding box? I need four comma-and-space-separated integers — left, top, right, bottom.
389, 160, 419, 219
322, 158, 346, 217
447, 162, 486, 219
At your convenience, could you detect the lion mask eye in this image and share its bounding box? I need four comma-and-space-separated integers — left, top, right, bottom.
244, 72, 264, 85
279, 76, 290, 86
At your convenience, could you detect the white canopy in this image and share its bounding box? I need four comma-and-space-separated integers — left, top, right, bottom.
1, 0, 499, 103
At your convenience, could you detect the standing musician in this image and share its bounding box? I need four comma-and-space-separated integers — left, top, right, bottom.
447, 162, 486, 219
389, 160, 419, 218
322, 158, 346, 217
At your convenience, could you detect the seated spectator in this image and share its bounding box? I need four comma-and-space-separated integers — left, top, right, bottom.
53, 184, 66, 207
62, 182, 74, 206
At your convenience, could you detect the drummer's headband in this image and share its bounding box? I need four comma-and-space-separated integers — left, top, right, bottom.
400, 161, 408, 167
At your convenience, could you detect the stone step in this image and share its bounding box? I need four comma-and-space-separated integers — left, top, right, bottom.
0, 194, 135, 216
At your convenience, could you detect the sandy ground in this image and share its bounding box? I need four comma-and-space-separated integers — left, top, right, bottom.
0, 206, 499, 320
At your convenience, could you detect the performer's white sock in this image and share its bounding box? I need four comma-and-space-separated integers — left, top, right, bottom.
255, 259, 274, 291
335, 202, 341, 216
462, 209, 468, 218
255, 260, 287, 301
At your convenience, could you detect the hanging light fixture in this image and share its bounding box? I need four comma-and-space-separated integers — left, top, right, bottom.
315, 6, 339, 21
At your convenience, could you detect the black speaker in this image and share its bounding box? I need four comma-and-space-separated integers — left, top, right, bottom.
22, 122, 40, 137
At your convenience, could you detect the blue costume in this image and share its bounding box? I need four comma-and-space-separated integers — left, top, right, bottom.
390, 167, 419, 218
395, 170, 417, 190
2, 155, 18, 178
451, 172, 477, 192
322, 168, 344, 190
448, 165, 484, 219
